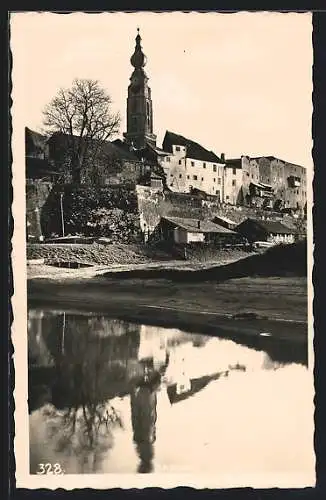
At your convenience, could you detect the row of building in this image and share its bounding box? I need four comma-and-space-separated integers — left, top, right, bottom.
158, 131, 307, 211
26, 29, 307, 244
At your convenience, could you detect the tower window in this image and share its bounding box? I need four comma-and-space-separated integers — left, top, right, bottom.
179, 174, 182, 179
213, 178, 216, 183
203, 162, 206, 168
232, 179, 236, 186
176, 146, 180, 152
233, 168, 236, 175
213, 165, 217, 172
218, 178, 221, 185
187, 175, 190, 180
178, 160, 182, 165
201, 177, 204, 181
191, 161, 195, 167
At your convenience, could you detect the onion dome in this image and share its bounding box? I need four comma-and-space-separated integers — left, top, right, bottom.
130, 28, 147, 69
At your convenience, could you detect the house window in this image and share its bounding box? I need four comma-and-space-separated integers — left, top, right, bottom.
226, 196, 229, 200
218, 178, 221, 185
191, 161, 195, 167
179, 174, 182, 179
178, 160, 182, 165
233, 168, 236, 175
232, 179, 236, 186
166, 156, 170, 162
187, 175, 190, 180
203, 162, 206, 168
193, 175, 198, 180
213, 165, 217, 172
170, 174, 173, 177
176, 146, 180, 152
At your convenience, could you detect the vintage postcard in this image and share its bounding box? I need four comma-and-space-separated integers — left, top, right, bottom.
11, 11, 315, 489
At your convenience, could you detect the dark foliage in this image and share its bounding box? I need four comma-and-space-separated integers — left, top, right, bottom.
40, 184, 142, 242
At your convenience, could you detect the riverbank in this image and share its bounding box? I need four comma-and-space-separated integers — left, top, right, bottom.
27, 241, 308, 362
28, 273, 307, 345
27, 242, 253, 267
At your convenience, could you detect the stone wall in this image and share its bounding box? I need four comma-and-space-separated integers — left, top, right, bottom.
26, 180, 53, 241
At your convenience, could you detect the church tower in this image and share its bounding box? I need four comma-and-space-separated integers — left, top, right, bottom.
123, 29, 157, 150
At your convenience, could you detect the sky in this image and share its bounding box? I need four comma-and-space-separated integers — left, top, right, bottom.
11, 11, 313, 168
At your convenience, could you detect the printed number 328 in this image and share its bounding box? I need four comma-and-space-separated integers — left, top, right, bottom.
37, 463, 64, 475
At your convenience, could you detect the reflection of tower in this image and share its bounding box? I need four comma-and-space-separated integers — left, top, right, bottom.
130, 384, 157, 473
129, 327, 170, 473
138, 325, 168, 372
123, 29, 157, 150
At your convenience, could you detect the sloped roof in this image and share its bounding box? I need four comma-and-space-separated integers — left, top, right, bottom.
147, 143, 170, 156
163, 131, 223, 164
48, 133, 140, 162
111, 139, 141, 161
213, 215, 237, 226
25, 127, 48, 156
250, 156, 305, 169
225, 158, 242, 169
250, 181, 273, 191
240, 218, 296, 235
162, 216, 236, 234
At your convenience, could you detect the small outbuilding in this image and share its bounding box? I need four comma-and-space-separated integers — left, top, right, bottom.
236, 218, 296, 245
157, 216, 239, 245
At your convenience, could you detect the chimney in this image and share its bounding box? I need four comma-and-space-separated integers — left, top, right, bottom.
221, 153, 225, 162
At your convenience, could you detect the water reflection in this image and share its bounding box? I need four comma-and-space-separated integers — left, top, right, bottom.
28, 309, 311, 476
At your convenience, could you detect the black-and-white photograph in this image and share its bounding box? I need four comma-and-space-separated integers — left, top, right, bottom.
11, 11, 314, 488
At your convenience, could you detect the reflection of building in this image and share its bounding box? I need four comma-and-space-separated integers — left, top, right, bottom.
166, 372, 222, 404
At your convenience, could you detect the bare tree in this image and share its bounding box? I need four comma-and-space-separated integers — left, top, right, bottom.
43, 78, 121, 184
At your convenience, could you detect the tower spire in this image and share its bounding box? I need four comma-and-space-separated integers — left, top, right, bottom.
130, 28, 147, 69
124, 30, 157, 149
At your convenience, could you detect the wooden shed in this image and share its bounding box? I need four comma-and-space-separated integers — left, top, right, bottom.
236, 218, 296, 245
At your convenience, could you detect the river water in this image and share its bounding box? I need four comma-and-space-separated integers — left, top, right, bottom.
28, 308, 313, 479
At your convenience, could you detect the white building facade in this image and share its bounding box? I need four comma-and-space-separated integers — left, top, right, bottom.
160, 131, 225, 201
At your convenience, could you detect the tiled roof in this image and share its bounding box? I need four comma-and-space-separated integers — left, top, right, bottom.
225, 158, 242, 169
240, 218, 296, 235
162, 131, 223, 164
162, 216, 236, 234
